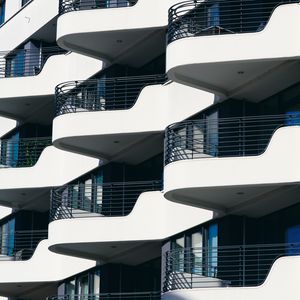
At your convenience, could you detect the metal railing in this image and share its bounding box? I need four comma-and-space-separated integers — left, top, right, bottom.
164, 243, 300, 291
50, 180, 162, 221
0, 46, 66, 78
164, 113, 300, 165
0, 136, 52, 168
55, 74, 167, 116
168, 0, 299, 43
59, 0, 138, 14
48, 292, 161, 300
0, 230, 48, 261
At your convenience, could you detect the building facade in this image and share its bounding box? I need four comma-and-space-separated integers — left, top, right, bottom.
0, 0, 299, 299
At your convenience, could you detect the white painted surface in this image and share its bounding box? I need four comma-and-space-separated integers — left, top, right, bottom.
0, 52, 102, 100
162, 256, 300, 300
48, 191, 213, 247
53, 82, 214, 145
57, 0, 182, 48
164, 126, 300, 192
0, 0, 59, 51
0, 146, 99, 190
166, 3, 300, 98
0, 239, 95, 283
4, 0, 22, 21
0, 117, 16, 137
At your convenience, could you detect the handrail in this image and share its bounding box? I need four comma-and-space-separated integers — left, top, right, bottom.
48, 291, 161, 300
0, 46, 66, 78
168, 0, 299, 43
0, 229, 48, 261
164, 113, 300, 165
50, 180, 162, 221
55, 74, 167, 116
59, 0, 138, 15
0, 136, 52, 168
163, 242, 300, 291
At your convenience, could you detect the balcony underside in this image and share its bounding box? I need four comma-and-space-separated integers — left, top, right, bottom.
167, 4, 300, 100
54, 132, 164, 164
59, 28, 166, 67
0, 95, 53, 124
48, 192, 213, 263
164, 126, 300, 217
0, 187, 50, 211
162, 256, 300, 300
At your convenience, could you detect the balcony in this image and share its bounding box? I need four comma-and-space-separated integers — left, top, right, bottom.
166, 0, 300, 101
164, 114, 300, 217
59, 0, 138, 15
0, 136, 51, 168
0, 144, 99, 211
162, 244, 300, 300
48, 188, 213, 264
0, 237, 95, 299
53, 75, 214, 161
50, 180, 162, 220
49, 291, 161, 300
0, 47, 102, 123
0, 230, 47, 261
56, 0, 179, 65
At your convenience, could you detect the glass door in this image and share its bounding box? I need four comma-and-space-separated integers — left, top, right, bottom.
207, 223, 218, 277
78, 274, 89, 300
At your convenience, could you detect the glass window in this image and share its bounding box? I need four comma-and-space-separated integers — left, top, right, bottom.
65, 279, 76, 297
207, 223, 218, 277
207, 4, 220, 27
0, 0, 5, 25
191, 232, 203, 274
172, 237, 185, 272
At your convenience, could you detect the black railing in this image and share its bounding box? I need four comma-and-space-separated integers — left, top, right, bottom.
168, 0, 299, 43
59, 0, 138, 14
0, 230, 48, 261
164, 113, 300, 165
50, 180, 162, 221
164, 243, 300, 291
0, 46, 66, 78
48, 292, 161, 300
55, 74, 167, 116
0, 137, 52, 168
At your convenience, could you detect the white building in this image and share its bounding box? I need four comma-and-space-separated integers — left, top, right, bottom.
0, 0, 299, 299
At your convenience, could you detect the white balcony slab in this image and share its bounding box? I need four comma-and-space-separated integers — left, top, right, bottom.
167, 4, 300, 101
0, 146, 99, 211
57, 0, 181, 65
164, 126, 300, 217
53, 82, 214, 163
48, 191, 213, 264
0, 52, 102, 123
0, 239, 95, 300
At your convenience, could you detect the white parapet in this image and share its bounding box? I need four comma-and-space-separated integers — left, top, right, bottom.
167, 3, 300, 101
164, 126, 300, 217
52, 81, 214, 160
48, 191, 213, 264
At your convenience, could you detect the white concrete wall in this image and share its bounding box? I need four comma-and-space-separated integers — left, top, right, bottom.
0, 52, 102, 99
53, 82, 214, 143
0, 146, 99, 190
162, 256, 300, 300
49, 191, 213, 247
4, 0, 22, 22
164, 126, 300, 193
0, 239, 95, 283
0, 0, 59, 51
167, 4, 300, 76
